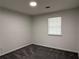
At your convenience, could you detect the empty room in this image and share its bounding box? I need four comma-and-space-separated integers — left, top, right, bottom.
0, 0, 79, 59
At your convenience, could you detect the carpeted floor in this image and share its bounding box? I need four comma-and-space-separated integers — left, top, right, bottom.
0, 44, 78, 59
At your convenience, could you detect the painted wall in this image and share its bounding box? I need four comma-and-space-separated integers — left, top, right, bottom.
76, 9, 79, 53
0, 8, 32, 56
0, 7, 79, 56
33, 8, 79, 52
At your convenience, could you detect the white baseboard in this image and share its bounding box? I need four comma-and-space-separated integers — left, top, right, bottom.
33, 43, 78, 53
0, 42, 32, 56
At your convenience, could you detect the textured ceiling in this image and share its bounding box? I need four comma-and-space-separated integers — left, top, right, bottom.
0, 0, 79, 15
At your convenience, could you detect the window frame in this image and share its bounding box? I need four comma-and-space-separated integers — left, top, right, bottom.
48, 17, 62, 36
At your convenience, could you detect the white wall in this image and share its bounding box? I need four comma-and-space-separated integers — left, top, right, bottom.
33, 8, 79, 52
76, 9, 79, 53
0, 7, 79, 56
0, 8, 32, 56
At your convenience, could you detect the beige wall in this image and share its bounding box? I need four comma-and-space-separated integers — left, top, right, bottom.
0, 8, 32, 56
33, 8, 79, 52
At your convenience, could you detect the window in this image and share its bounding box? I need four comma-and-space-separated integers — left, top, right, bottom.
48, 17, 62, 35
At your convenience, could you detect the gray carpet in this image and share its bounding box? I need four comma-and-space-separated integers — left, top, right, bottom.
0, 44, 78, 59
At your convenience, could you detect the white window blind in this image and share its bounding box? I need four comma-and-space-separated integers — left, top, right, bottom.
48, 17, 62, 35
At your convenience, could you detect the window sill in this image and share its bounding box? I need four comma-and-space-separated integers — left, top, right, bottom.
48, 34, 63, 36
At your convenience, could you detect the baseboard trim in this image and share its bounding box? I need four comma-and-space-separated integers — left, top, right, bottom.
33, 43, 78, 53
0, 43, 32, 56
0, 44, 78, 57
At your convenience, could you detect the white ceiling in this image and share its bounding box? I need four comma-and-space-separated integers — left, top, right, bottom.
0, 0, 79, 15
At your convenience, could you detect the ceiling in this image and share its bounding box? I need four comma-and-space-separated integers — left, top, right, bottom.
0, 0, 79, 15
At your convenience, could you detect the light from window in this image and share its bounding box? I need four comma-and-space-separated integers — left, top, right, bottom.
48, 17, 62, 35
